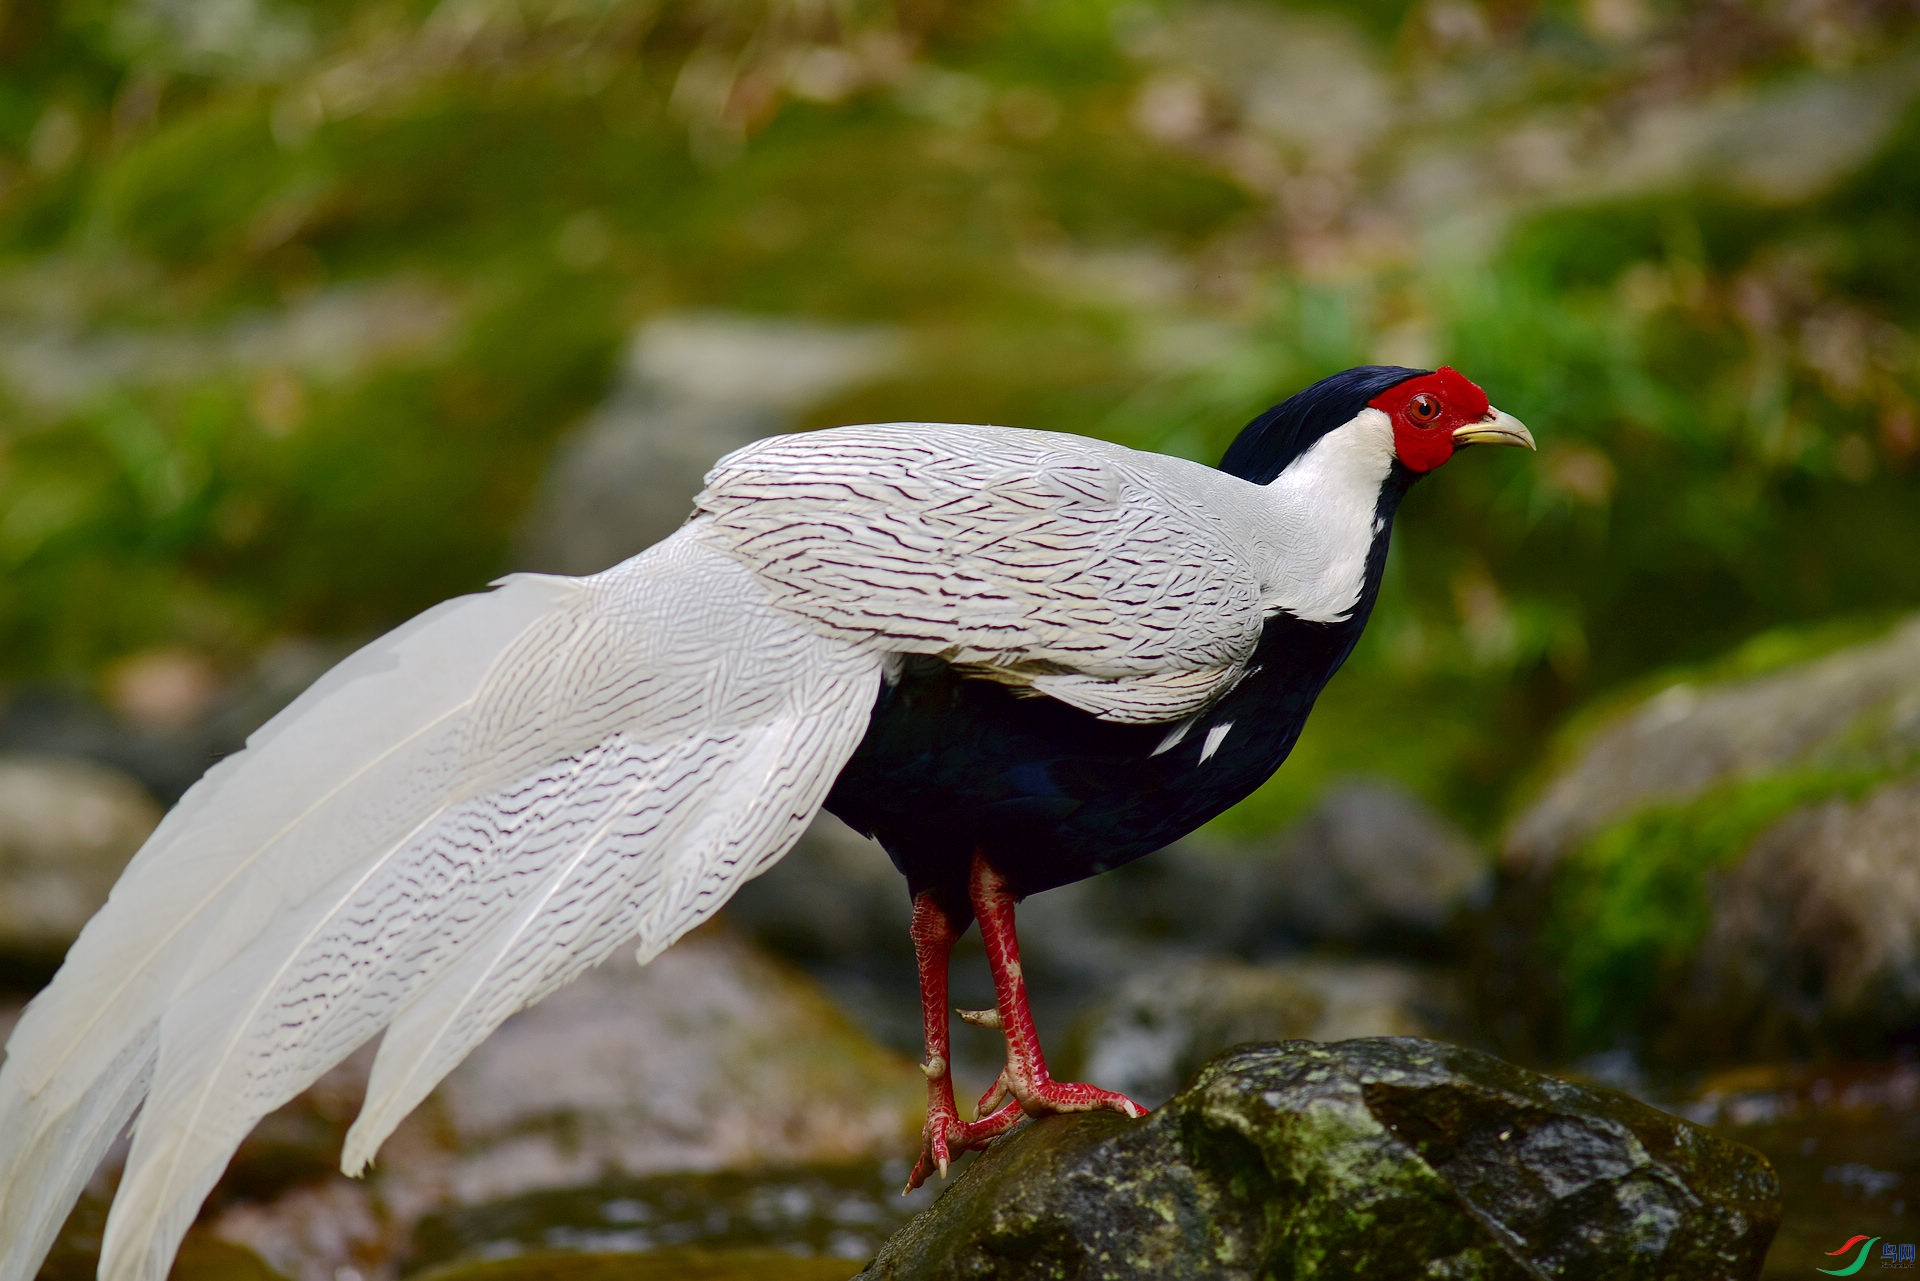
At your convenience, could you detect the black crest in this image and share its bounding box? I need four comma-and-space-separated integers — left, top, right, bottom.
1219, 365, 1429, 484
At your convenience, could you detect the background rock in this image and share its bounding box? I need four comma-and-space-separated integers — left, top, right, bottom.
420, 927, 919, 1199
1481, 615, 1920, 1062
859, 1038, 1780, 1281
728, 781, 1486, 1092
1225, 780, 1489, 953
0, 639, 343, 805
723, 815, 929, 1065
0, 755, 159, 962
725, 815, 910, 970
1505, 615, 1920, 875
1043, 781, 1487, 961
1675, 770, 1920, 1060
1067, 957, 1456, 1106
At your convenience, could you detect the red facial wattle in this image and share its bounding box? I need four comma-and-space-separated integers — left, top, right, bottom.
1369, 366, 1491, 473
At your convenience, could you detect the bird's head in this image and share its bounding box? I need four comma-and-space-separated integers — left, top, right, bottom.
1218, 365, 1534, 485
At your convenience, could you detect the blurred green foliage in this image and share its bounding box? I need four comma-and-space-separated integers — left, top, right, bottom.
0, 0, 1915, 838
1543, 757, 1914, 1054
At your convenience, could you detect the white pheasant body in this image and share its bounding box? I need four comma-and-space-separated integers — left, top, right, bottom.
0, 395, 1447, 1281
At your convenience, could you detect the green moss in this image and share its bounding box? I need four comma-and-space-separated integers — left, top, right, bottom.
408, 1250, 858, 1281
1544, 757, 1920, 1052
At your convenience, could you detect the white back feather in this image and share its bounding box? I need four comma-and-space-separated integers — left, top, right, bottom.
693, 419, 1396, 719
694, 423, 1273, 702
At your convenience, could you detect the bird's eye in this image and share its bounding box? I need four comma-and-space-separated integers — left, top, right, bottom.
1408, 393, 1441, 424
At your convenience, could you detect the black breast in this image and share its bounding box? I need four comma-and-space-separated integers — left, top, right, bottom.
823, 593, 1379, 914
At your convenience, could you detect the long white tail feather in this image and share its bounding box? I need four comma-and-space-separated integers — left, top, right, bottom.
0, 531, 879, 1281
3, 577, 579, 1107
0, 578, 571, 1280
0, 1026, 153, 1281
341, 709, 845, 1172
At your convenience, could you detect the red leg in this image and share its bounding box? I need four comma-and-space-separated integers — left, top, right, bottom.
969, 851, 1147, 1121
905, 890, 1021, 1192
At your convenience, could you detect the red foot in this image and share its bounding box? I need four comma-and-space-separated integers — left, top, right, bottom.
906, 1096, 1023, 1192
969, 852, 1148, 1124
905, 890, 1024, 1193
977, 1060, 1146, 1121
1017, 1077, 1145, 1117
901, 858, 1149, 1196
976, 1069, 1010, 1118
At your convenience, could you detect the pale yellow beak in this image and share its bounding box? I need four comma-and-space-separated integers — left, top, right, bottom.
1452, 407, 1535, 450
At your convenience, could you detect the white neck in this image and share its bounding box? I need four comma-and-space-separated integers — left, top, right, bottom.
1254, 408, 1396, 623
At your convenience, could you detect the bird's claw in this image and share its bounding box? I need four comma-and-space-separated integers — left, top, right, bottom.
905, 1071, 1144, 1191
1012, 1078, 1147, 1119
972, 1053, 1148, 1121
904, 1099, 1023, 1193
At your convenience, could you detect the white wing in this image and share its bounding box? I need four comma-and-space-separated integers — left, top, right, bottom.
693, 423, 1272, 721
0, 533, 879, 1281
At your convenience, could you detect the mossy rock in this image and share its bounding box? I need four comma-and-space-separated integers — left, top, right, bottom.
1483, 615, 1920, 1060
858, 1038, 1778, 1280
407, 1249, 859, 1281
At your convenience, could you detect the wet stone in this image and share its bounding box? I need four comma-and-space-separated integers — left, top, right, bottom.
857, 1038, 1780, 1281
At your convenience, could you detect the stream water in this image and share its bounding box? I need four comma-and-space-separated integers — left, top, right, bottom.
1677, 1061, 1920, 1278
407, 1160, 939, 1277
